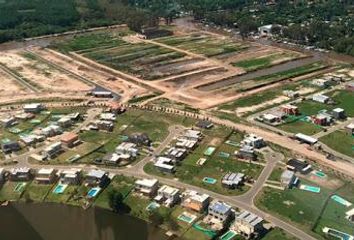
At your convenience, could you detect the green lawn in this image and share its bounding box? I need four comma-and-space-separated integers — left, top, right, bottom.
320, 130, 354, 158
268, 166, 284, 182
263, 228, 298, 240
278, 120, 323, 135
22, 182, 55, 202
45, 185, 78, 204
0, 181, 28, 201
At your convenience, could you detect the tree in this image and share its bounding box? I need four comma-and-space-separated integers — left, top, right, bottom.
108, 190, 124, 213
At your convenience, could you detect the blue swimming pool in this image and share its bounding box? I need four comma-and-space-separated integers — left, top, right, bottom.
53, 184, 68, 194
87, 187, 101, 198
300, 184, 321, 193
203, 177, 217, 184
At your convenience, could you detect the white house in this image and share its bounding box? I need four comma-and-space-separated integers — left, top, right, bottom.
135, 178, 159, 197
154, 185, 180, 207
241, 134, 265, 149
231, 210, 263, 239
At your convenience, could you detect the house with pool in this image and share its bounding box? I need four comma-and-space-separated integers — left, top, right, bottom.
85, 169, 110, 188
9, 167, 32, 181
230, 210, 264, 239
35, 168, 57, 184
204, 200, 233, 231
135, 178, 159, 197
60, 169, 82, 185
182, 190, 210, 213
154, 185, 180, 208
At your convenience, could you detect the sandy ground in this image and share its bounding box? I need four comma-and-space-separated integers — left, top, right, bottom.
236, 96, 289, 116
0, 70, 29, 95
0, 50, 92, 92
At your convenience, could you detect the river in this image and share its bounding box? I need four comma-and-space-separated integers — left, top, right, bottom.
0, 202, 169, 240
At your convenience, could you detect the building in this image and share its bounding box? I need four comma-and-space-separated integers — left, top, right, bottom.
182, 190, 210, 213
295, 133, 318, 145
258, 24, 282, 37
283, 90, 299, 98
241, 134, 265, 149
57, 116, 72, 128
15, 112, 35, 120
280, 170, 298, 188
345, 208, 354, 222
236, 145, 257, 161
154, 156, 175, 173
102, 153, 130, 165
176, 138, 198, 149
20, 134, 43, 146
91, 90, 113, 98
1, 140, 21, 154
207, 200, 233, 225
184, 129, 203, 141
85, 169, 110, 188
231, 210, 263, 239
135, 178, 159, 197
116, 142, 138, 157
41, 125, 62, 137
196, 120, 214, 129
60, 169, 82, 185
9, 167, 32, 181
96, 120, 114, 132
346, 123, 354, 135
312, 94, 330, 104
100, 113, 116, 121
312, 78, 334, 88
286, 158, 312, 174
313, 113, 333, 126
1, 116, 17, 128
23, 103, 44, 113
154, 185, 180, 207
35, 168, 56, 184
42, 142, 62, 160
106, 102, 125, 114
331, 108, 346, 120
281, 104, 299, 115
222, 172, 245, 189
60, 132, 80, 148
165, 147, 187, 161
127, 133, 151, 146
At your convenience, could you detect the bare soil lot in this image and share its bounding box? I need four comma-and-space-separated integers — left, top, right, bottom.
0, 70, 29, 95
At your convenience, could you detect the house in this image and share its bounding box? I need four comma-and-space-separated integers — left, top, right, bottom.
1, 116, 17, 128
0, 168, 5, 183
236, 145, 257, 161
286, 158, 312, 174
154, 185, 180, 207
241, 134, 265, 149
331, 108, 346, 120
60, 169, 82, 185
96, 120, 114, 132
41, 125, 62, 137
313, 113, 333, 126
9, 167, 32, 181
182, 190, 210, 213
127, 133, 151, 146
67, 112, 81, 121
85, 169, 110, 188
222, 172, 245, 189
15, 112, 35, 120
176, 138, 198, 149
135, 178, 159, 197
106, 101, 125, 114
1, 140, 21, 154
196, 120, 214, 129
280, 170, 298, 188
345, 208, 354, 222
140, 26, 173, 39
231, 210, 263, 239
57, 116, 72, 128
23, 103, 44, 113
258, 24, 280, 37
116, 142, 138, 157
35, 168, 56, 184
312, 78, 334, 87
295, 133, 318, 145
102, 153, 130, 165
60, 132, 80, 148
91, 90, 113, 98
281, 104, 299, 115
184, 129, 203, 141
283, 90, 299, 98
346, 123, 354, 134
165, 147, 187, 161
154, 156, 175, 173
312, 94, 330, 104
20, 134, 40, 146
42, 142, 62, 160
100, 113, 116, 121
206, 200, 233, 228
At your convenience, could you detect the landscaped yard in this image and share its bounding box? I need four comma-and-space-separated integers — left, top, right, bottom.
45, 185, 78, 204
22, 182, 55, 202
0, 181, 28, 201
320, 130, 354, 158
278, 120, 323, 135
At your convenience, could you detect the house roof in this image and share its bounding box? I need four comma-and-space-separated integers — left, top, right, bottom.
61, 132, 79, 143
209, 200, 231, 214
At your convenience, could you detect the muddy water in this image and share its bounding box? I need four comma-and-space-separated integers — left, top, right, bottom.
0, 202, 169, 240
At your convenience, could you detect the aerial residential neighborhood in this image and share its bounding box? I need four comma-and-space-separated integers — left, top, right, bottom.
0, 1, 353, 240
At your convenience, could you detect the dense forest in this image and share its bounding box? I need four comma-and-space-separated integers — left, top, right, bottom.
0, 0, 353, 56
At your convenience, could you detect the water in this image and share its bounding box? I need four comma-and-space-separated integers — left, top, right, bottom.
0, 203, 169, 240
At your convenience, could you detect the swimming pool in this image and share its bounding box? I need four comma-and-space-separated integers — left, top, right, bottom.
299, 184, 321, 193
220, 230, 237, 240
177, 212, 197, 224
313, 170, 326, 178
14, 183, 26, 193
53, 184, 68, 194
323, 227, 354, 240
87, 187, 101, 198
146, 202, 160, 211
203, 177, 217, 184
218, 152, 230, 158
204, 147, 216, 156
331, 195, 352, 207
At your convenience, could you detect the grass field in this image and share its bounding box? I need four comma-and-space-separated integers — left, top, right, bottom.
262, 228, 298, 240
320, 130, 354, 158
22, 182, 55, 202
278, 120, 323, 135
0, 181, 27, 201
45, 185, 78, 204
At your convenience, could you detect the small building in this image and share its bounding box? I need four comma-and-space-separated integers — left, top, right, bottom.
207, 200, 233, 225
258, 24, 279, 37
42, 142, 62, 160
15, 112, 35, 120
60, 169, 82, 185
241, 134, 265, 149
222, 172, 245, 189
281, 104, 299, 115
312, 94, 330, 104
165, 147, 187, 161
9, 167, 32, 181
345, 208, 354, 222
184, 129, 203, 141
154, 185, 180, 207
154, 156, 175, 173
295, 133, 318, 145
1, 116, 17, 128
96, 120, 114, 132
135, 178, 159, 197
23, 103, 44, 113
102, 153, 130, 165
313, 113, 333, 126
67, 112, 81, 121
346, 123, 354, 135
286, 158, 312, 174
35, 168, 56, 184
60, 132, 80, 148
127, 133, 151, 146
283, 90, 299, 98
106, 102, 125, 114
196, 120, 214, 129
1, 140, 21, 154
280, 170, 298, 188
182, 190, 210, 213
236, 145, 257, 161
231, 210, 263, 239
91, 90, 113, 98
176, 138, 198, 149
85, 169, 110, 188
312, 78, 334, 88
41, 125, 62, 137
331, 108, 346, 120
100, 113, 116, 121
57, 116, 72, 128
116, 142, 138, 157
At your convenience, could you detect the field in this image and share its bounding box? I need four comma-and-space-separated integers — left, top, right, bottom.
144, 128, 263, 196
0, 70, 29, 95
320, 130, 354, 158
0, 181, 27, 201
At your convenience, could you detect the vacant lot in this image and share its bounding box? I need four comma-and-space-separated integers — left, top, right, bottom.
320, 130, 354, 158
0, 70, 29, 95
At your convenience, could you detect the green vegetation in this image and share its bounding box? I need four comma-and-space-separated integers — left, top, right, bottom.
320, 130, 354, 158
278, 120, 322, 135
0, 181, 27, 201
263, 228, 298, 240
21, 182, 54, 202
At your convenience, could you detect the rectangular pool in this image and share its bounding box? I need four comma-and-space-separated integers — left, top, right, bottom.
204, 147, 216, 156
87, 187, 101, 198
331, 195, 352, 207
299, 184, 321, 193
203, 177, 217, 184
53, 184, 68, 194
220, 230, 237, 240
177, 212, 197, 224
